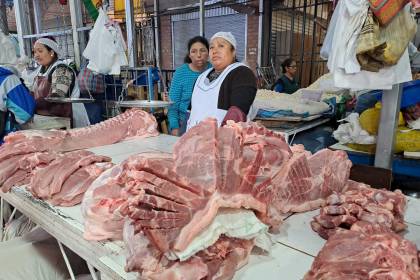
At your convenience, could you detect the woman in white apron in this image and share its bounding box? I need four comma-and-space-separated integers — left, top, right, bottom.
187, 32, 257, 131
31, 37, 89, 127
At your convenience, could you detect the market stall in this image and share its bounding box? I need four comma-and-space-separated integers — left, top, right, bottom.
1, 131, 420, 279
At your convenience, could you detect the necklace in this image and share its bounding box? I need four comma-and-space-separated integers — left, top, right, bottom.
208, 70, 221, 82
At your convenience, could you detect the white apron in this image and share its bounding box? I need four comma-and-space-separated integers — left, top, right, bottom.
186, 62, 244, 131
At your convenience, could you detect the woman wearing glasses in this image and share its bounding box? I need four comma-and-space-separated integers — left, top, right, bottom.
272, 58, 300, 94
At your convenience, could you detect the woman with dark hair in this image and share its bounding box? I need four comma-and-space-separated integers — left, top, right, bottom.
168, 36, 211, 136
272, 58, 300, 94
32, 36, 76, 119
187, 32, 257, 131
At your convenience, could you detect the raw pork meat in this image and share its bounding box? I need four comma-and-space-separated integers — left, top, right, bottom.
311, 181, 407, 239
29, 150, 111, 201
48, 162, 114, 206
123, 220, 254, 280
0, 108, 158, 161
0, 152, 57, 192
83, 118, 354, 279
304, 229, 420, 280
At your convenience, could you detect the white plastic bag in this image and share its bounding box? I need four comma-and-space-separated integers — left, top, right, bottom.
333, 112, 376, 144
83, 8, 128, 75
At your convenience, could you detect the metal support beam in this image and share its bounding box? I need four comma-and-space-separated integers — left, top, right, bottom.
32, 0, 42, 33
374, 84, 403, 169
199, 0, 205, 36
125, 0, 137, 66
257, 0, 263, 66
69, 0, 82, 68
14, 0, 30, 56
153, 0, 160, 68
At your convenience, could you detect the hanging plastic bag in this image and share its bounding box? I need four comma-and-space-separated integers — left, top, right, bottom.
83, 8, 128, 75
356, 5, 417, 71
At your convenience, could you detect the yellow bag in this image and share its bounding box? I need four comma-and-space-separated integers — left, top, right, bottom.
356, 7, 417, 71
347, 128, 420, 153
359, 102, 405, 135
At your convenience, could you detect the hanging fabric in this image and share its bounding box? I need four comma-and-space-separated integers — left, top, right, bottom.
368, 0, 410, 26
81, 0, 100, 20
83, 8, 128, 75
325, 0, 413, 90
356, 5, 417, 71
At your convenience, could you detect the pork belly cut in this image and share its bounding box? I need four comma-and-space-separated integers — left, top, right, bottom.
48, 162, 114, 206
29, 150, 111, 200
0, 152, 57, 192
0, 108, 158, 161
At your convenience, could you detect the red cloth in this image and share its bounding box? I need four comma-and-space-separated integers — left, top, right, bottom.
222, 106, 246, 126
368, 0, 410, 26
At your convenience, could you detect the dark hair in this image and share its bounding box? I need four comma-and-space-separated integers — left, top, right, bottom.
281, 58, 295, 73
184, 36, 209, 63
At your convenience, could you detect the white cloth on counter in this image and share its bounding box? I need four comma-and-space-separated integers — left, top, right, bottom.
83, 8, 128, 75
324, 0, 412, 90
333, 113, 376, 144
248, 89, 330, 120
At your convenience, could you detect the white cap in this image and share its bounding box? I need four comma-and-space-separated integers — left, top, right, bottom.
0, 31, 18, 66
34, 37, 62, 58
211, 32, 237, 50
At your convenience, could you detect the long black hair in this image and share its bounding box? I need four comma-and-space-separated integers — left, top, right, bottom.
281, 58, 295, 74
184, 36, 209, 63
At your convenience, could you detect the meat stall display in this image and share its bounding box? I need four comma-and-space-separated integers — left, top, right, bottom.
82, 118, 355, 279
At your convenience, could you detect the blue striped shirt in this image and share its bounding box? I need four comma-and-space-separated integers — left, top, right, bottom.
167, 63, 211, 131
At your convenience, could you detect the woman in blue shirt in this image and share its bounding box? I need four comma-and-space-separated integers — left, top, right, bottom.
168, 36, 211, 136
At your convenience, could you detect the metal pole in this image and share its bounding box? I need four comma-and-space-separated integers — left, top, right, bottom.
199, 0, 205, 36
14, 0, 28, 57
153, 0, 160, 68
32, 0, 42, 33
57, 241, 76, 280
257, 0, 263, 66
125, 0, 138, 66
374, 84, 403, 169
299, 0, 307, 83
309, 0, 318, 84
69, 0, 81, 68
